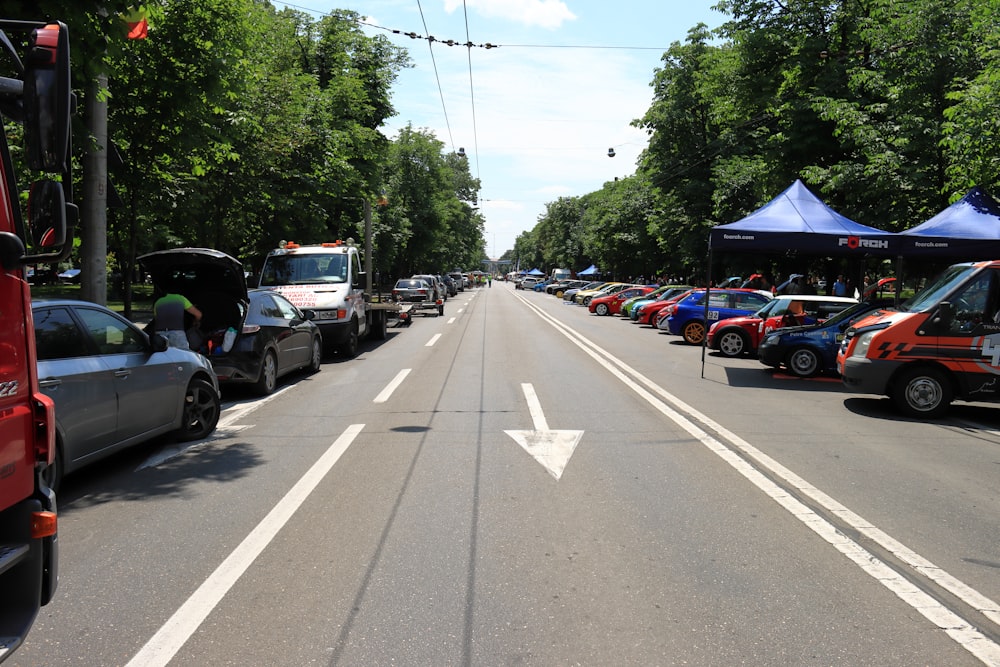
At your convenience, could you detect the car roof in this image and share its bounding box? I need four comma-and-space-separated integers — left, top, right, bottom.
772, 294, 857, 302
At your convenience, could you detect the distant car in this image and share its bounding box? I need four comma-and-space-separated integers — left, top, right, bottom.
393, 278, 442, 316
448, 272, 466, 292
758, 298, 895, 377
518, 276, 542, 290
660, 289, 773, 344
57, 267, 82, 283
441, 274, 458, 297
589, 286, 654, 316
634, 288, 695, 325
575, 282, 627, 306
547, 279, 587, 297
140, 248, 323, 396
706, 295, 857, 358
33, 299, 221, 491
623, 285, 692, 318
563, 281, 605, 302
532, 279, 552, 292
412, 274, 445, 302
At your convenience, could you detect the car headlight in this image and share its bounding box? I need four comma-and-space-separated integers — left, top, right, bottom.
850, 331, 875, 358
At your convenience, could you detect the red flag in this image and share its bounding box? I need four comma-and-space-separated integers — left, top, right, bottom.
123, 6, 148, 40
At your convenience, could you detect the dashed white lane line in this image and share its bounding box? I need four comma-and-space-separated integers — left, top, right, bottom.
374, 368, 411, 404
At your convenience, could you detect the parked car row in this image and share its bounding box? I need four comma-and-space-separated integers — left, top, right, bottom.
525, 278, 893, 382
34, 250, 486, 491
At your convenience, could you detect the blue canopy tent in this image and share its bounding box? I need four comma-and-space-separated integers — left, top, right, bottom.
709, 180, 898, 257
526, 267, 544, 276
578, 264, 599, 276
704, 180, 897, 376
897, 186, 1000, 258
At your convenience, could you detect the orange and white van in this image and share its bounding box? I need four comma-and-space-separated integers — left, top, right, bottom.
837, 260, 1000, 417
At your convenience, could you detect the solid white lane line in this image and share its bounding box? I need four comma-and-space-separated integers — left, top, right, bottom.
374, 368, 411, 404
426, 333, 442, 347
125, 424, 366, 667
514, 292, 1000, 666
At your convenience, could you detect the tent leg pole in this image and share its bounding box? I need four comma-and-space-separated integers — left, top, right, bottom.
702, 250, 712, 379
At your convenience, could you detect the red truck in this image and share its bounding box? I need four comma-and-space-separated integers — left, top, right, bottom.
0, 18, 75, 660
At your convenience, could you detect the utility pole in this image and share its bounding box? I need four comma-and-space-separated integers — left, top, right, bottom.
80, 74, 108, 305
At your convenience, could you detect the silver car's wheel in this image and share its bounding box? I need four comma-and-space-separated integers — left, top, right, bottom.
178, 377, 221, 441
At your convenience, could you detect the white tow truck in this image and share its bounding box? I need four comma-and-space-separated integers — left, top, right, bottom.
257, 240, 400, 356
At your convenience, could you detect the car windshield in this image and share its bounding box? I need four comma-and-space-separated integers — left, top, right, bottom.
396, 280, 425, 289
259, 254, 347, 286
901, 263, 978, 312
752, 299, 782, 318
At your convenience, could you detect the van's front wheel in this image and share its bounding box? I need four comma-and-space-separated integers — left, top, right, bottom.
891, 366, 952, 419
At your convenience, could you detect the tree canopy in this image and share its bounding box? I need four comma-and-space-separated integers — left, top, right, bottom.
12, 1, 1000, 292
516, 0, 1000, 283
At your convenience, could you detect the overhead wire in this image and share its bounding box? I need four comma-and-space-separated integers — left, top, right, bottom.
414, 0, 457, 153
460, 0, 481, 181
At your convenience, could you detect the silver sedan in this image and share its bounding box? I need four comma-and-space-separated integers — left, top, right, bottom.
33, 299, 221, 491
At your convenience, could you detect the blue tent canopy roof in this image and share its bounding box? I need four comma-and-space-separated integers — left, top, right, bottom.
526, 267, 544, 275
709, 180, 897, 256
897, 186, 1000, 257
578, 264, 599, 275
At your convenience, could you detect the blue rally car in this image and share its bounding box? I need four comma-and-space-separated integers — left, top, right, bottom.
757, 298, 895, 377
660, 288, 772, 344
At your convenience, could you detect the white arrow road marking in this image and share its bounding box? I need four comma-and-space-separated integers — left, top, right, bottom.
505, 383, 584, 480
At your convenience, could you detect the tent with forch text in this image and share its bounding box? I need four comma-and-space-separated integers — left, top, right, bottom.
708, 179, 899, 257
897, 186, 1000, 258
702, 179, 898, 376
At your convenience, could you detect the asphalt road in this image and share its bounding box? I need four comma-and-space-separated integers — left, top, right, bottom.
12, 283, 1000, 666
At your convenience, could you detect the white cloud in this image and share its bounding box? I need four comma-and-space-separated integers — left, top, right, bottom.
443, 0, 576, 29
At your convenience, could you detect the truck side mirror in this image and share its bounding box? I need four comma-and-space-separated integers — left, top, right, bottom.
22, 179, 73, 263
0, 231, 26, 270
23, 22, 71, 172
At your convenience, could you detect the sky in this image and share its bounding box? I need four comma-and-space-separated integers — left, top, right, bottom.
279, 0, 726, 261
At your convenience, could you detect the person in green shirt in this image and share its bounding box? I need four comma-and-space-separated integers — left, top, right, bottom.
153, 292, 202, 350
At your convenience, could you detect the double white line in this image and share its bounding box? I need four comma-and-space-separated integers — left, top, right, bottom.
514, 291, 1000, 666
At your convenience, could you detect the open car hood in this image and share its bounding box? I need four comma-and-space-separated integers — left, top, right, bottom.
139, 247, 248, 305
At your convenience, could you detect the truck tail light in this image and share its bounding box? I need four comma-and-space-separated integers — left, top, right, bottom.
31, 511, 57, 539
32, 392, 56, 465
